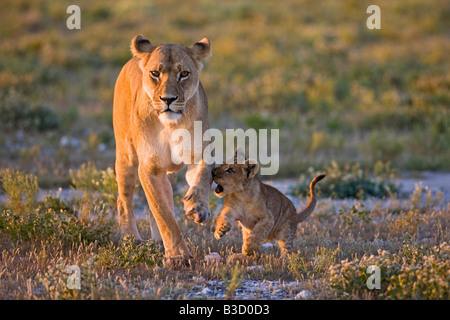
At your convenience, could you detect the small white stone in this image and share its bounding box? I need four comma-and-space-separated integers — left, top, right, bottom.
201, 287, 213, 295
204, 252, 221, 263
296, 290, 313, 300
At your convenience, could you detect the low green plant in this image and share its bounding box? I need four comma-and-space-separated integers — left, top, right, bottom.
327, 242, 449, 299
39, 195, 74, 214
0, 169, 40, 214
387, 210, 427, 238
96, 235, 163, 269
0, 208, 112, 246
0, 91, 59, 132
289, 161, 398, 199
287, 251, 309, 279
339, 203, 372, 227
224, 265, 242, 300
409, 182, 443, 210
288, 247, 339, 279
69, 162, 117, 208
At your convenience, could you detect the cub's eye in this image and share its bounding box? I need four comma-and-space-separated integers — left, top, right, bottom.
225, 168, 234, 173
150, 71, 160, 78
179, 71, 190, 79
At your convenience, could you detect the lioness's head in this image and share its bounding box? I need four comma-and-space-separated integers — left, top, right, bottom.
212, 158, 259, 198
131, 34, 211, 125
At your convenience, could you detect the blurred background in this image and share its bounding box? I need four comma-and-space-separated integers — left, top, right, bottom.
0, 0, 449, 187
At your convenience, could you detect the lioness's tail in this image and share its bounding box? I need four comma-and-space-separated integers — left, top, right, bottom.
296, 174, 326, 224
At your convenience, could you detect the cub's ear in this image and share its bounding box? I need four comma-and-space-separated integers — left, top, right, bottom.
233, 147, 246, 164
131, 34, 155, 58
245, 159, 259, 180
189, 38, 212, 64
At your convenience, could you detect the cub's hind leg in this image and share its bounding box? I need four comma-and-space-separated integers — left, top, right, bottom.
276, 222, 296, 256
242, 215, 274, 256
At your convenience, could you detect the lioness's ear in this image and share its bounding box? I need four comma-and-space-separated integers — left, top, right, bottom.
189, 38, 212, 63
131, 34, 155, 58
245, 159, 259, 180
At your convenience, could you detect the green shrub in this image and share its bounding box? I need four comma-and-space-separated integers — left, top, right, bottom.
287, 251, 309, 279
388, 210, 426, 238
0, 169, 40, 214
39, 195, 74, 214
289, 161, 398, 199
69, 162, 117, 208
97, 235, 163, 269
288, 247, 339, 279
327, 242, 450, 299
0, 91, 59, 132
339, 203, 372, 227
0, 208, 112, 246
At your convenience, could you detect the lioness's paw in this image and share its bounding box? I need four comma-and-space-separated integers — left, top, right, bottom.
163, 255, 191, 268
214, 222, 231, 239
183, 188, 210, 224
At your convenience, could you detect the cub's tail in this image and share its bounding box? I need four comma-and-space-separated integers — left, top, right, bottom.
296, 174, 326, 224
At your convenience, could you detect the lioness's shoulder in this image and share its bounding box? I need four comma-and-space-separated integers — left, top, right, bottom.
115, 57, 145, 94
119, 57, 142, 79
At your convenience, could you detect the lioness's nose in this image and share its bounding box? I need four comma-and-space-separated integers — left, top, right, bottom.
160, 96, 178, 106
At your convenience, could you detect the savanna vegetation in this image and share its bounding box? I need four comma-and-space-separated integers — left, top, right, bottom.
0, 168, 448, 299
0, 0, 449, 300
0, 0, 449, 183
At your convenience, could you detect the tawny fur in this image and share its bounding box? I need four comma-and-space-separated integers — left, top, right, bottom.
113, 34, 213, 261
213, 158, 325, 256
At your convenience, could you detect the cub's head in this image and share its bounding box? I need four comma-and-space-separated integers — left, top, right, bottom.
131, 34, 211, 125
212, 158, 259, 198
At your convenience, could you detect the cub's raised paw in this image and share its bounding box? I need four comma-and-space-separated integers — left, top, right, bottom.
214, 222, 231, 239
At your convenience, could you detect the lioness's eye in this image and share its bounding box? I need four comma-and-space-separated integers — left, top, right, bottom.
225, 168, 234, 173
180, 71, 190, 79
150, 71, 160, 78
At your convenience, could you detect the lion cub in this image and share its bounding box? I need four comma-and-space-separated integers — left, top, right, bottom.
212, 158, 325, 256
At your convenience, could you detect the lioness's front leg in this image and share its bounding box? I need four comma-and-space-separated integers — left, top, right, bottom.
115, 153, 142, 241
183, 161, 213, 224
138, 164, 191, 260
147, 171, 178, 245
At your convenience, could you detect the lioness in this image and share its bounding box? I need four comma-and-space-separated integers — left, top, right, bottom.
113, 34, 213, 262
213, 157, 325, 256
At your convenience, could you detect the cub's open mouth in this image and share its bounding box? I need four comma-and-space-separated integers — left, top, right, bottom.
215, 185, 224, 194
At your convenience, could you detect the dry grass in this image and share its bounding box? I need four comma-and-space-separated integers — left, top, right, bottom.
0, 168, 448, 300
0, 0, 449, 300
